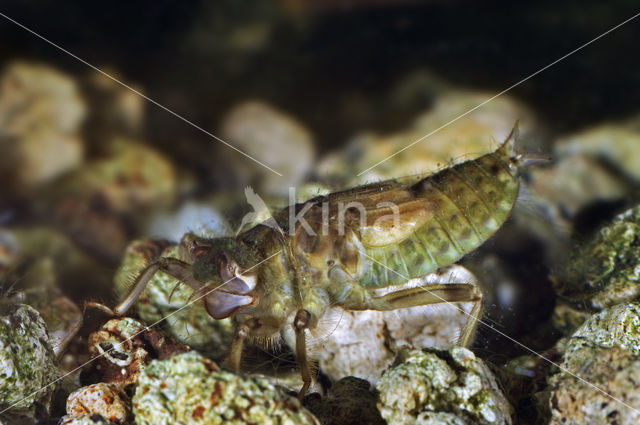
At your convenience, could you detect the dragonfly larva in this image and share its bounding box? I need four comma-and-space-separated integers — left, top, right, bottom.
88, 124, 521, 398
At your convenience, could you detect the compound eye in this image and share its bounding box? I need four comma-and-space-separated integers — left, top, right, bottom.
185, 238, 212, 262
218, 253, 238, 281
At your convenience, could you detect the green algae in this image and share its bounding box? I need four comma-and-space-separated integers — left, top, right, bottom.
376, 348, 512, 425
0, 303, 58, 415
132, 351, 319, 425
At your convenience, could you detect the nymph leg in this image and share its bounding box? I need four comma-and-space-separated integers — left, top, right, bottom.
293, 309, 313, 400
361, 282, 483, 347
227, 323, 249, 372
85, 257, 201, 316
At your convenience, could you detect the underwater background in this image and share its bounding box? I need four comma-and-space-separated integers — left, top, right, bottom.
1, 1, 640, 424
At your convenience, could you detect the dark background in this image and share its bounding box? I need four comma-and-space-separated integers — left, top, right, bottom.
1, 0, 638, 159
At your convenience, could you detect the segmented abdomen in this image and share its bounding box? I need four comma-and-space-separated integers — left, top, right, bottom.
361, 140, 519, 287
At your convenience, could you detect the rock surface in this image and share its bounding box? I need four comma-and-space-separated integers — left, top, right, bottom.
554, 204, 640, 332
58, 415, 116, 425
132, 351, 320, 425
0, 303, 58, 414
548, 303, 640, 425
85, 317, 188, 387
377, 348, 513, 425
64, 383, 131, 425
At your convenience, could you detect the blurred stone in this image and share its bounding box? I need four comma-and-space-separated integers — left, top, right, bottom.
132, 351, 320, 424
0, 61, 85, 192
184, 2, 281, 54
85, 71, 145, 140
0, 227, 20, 281
221, 100, 315, 196
53, 138, 177, 214
318, 91, 536, 187
555, 122, 640, 181
388, 69, 449, 112
2, 225, 111, 304
523, 155, 630, 239
519, 122, 640, 263
376, 347, 513, 425
44, 138, 177, 261
146, 201, 234, 241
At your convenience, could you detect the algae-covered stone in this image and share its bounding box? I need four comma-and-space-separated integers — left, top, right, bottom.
569, 205, 640, 307
0, 303, 58, 414
566, 303, 640, 356
132, 351, 320, 425
65, 383, 130, 424
547, 303, 640, 424
376, 348, 513, 425
58, 414, 115, 424
2, 255, 82, 356
548, 344, 640, 425
85, 317, 188, 387
554, 205, 640, 331
113, 239, 235, 359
